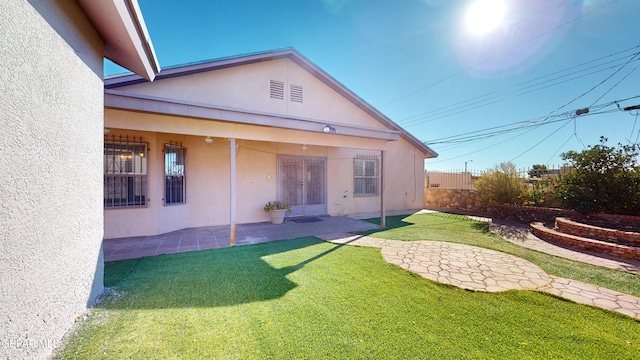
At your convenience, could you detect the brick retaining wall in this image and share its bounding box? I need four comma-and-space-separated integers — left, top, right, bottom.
531, 222, 640, 261
556, 217, 640, 247
583, 213, 640, 233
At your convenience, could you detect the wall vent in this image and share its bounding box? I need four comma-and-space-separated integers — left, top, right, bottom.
270, 80, 284, 100
290, 84, 303, 103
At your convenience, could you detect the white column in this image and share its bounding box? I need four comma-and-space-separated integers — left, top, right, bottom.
230, 138, 237, 246
380, 150, 386, 229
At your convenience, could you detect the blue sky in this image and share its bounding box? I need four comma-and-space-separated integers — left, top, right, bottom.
106, 0, 640, 172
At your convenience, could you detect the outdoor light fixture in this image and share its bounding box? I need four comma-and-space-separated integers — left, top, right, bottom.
104, 128, 111, 135
301, 144, 308, 150
204, 136, 214, 144
323, 125, 339, 133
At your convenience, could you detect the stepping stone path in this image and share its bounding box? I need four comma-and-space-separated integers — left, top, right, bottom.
318, 233, 640, 319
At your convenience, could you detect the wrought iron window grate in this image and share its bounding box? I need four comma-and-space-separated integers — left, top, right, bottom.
354, 155, 379, 197
164, 142, 186, 205
104, 135, 147, 207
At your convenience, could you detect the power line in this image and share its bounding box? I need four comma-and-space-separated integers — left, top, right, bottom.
426, 122, 548, 164
381, 0, 619, 108
422, 100, 624, 145
589, 53, 640, 107
546, 131, 575, 164
516, 44, 640, 87
509, 121, 572, 162
398, 51, 640, 128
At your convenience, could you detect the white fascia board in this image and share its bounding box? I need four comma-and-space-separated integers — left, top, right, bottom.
77, 0, 160, 81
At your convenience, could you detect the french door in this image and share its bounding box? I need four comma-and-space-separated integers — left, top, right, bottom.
277, 156, 327, 217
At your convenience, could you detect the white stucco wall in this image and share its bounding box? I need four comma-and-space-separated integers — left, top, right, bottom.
0, 1, 104, 359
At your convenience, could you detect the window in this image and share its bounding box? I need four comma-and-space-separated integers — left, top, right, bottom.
354, 156, 379, 197
164, 143, 186, 205
104, 137, 147, 207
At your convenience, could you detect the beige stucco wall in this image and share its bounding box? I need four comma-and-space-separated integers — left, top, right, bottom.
115, 58, 387, 130
103, 128, 426, 238
104, 53, 426, 238
0, 1, 104, 359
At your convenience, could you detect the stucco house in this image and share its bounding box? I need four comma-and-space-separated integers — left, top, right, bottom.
1, 1, 158, 359
103, 49, 437, 243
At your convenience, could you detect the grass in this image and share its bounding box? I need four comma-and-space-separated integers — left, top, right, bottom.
358, 212, 640, 297
55, 235, 639, 359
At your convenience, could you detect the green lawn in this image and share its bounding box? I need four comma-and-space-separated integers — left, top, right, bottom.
56, 234, 638, 359
358, 212, 640, 297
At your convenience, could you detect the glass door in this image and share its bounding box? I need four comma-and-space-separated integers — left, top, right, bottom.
278, 156, 327, 217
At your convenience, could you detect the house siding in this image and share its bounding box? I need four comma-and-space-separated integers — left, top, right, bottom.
0, 1, 104, 359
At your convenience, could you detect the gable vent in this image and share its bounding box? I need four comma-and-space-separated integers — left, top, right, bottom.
270, 80, 284, 100
290, 84, 303, 103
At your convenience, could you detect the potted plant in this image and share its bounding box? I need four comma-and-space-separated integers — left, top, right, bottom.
263, 201, 291, 224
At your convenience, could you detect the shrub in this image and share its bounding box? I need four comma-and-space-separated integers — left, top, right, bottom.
553, 137, 640, 215
474, 162, 528, 205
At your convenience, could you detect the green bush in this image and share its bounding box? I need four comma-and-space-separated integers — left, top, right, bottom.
475, 162, 528, 205
553, 137, 640, 215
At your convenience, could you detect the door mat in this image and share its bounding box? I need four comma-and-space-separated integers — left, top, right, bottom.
291, 217, 323, 223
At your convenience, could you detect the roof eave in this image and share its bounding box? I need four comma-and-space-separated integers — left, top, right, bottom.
104, 48, 437, 157
77, 0, 160, 81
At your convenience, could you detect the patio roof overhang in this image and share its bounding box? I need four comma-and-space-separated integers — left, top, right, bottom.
77, 0, 160, 81
105, 89, 402, 143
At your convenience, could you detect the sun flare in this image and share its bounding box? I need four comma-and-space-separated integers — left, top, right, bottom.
465, 0, 506, 35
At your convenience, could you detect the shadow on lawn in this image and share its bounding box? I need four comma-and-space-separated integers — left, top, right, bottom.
100, 237, 344, 309
358, 212, 488, 236
356, 215, 414, 235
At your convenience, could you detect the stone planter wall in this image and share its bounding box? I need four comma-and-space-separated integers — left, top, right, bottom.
424, 189, 486, 212
424, 190, 639, 233
487, 203, 581, 226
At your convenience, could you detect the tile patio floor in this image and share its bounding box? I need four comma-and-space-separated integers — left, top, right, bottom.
103, 216, 380, 262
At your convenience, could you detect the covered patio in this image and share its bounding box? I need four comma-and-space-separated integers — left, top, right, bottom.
103, 215, 380, 262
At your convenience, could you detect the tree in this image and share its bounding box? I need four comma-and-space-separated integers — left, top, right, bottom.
475, 162, 528, 204
553, 137, 640, 215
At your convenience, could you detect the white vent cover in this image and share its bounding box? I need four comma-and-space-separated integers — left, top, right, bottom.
290, 84, 303, 103
270, 80, 284, 100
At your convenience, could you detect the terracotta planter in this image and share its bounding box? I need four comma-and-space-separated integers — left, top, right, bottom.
269, 209, 287, 224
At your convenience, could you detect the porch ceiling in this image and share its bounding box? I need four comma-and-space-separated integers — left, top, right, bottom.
105, 89, 401, 142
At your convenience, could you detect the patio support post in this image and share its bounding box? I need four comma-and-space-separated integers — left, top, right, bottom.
380, 150, 386, 229
230, 138, 237, 246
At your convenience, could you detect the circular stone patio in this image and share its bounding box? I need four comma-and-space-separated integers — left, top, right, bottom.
322, 234, 553, 292
319, 233, 640, 319
380, 240, 553, 292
